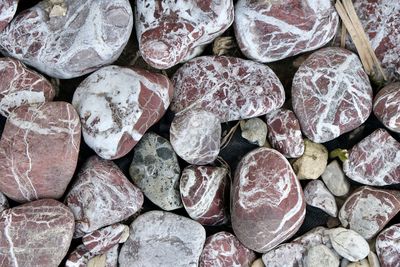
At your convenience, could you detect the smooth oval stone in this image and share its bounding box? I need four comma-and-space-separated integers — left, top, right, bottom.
0, 0, 133, 78
65, 156, 144, 237
373, 83, 400, 133
292, 47, 373, 143
119, 211, 206, 267
0, 102, 81, 202
129, 132, 182, 211
304, 180, 338, 217
305, 245, 340, 267
171, 56, 285, 122
231, 147, 306, 252
180, 165, 229, 225
72, 65, 173, 160
329, 227, 370, 262
0, 57, 55, 117
376, 224, 400, 267
339, 186, 400, 240
0, 0, 17, 31
0, 199, 74, 267
234, 0, 339, 63
200, 231, 256, 267
321, 160, 350, 197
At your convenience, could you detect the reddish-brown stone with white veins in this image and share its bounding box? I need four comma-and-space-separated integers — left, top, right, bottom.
180, 165, 229, 225
292, 47, 373, 143
231, 147, 306, 253
135, 0, 234, 69
234, 0, 339, 63
0, 57, 55, 117
83, 223, 129, 255
0, 0, 17, 32
65, 156, 143, 237
72, 65, 173, 160
373, 83, 400, 133
376, 224, 400, 267
200, 231, 256, 267
66, 244, 94, 267
343, 128, 400, 186
339, 186, 400, 240
0, 102, 81, 202
265, 109, 304, 158
171, 56, 285, 122
0, 199, 74, 267
0, 0, 133, 79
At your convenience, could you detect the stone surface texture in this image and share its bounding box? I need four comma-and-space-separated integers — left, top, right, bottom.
129, 132, 182, 211
304, 180, 338, 217
0, 0, 17, 32
119, 211, 206, 267
234, 0, 339, 62
321, 160, 350, 197
231, 147, 305, 253
240, 118, 267, 146
135, 0, 234, 69
373, 83, 400, 133
65, 156, 143, 237
305, 244, 340, 267
329, 227, 370, 262
376, 223, 400, 267
262, 243, 306, 267
72, 65, 173, 160
0, 0, 133, 79
0, 102, 81, 202
292, 47, 373, 143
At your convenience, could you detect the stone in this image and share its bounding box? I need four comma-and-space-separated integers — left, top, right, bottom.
368, 252, 380, 267
321, 160, 350, 197
66, 245, 93, 267
119, 211, 206, 267
170, 109, 221, 165
0, 102, 81, 202
262, 243, 306, 267
0, 57, 55, 117
0, 0, 17, 32
199, 231, 256, 267
129, 132, 182, 211
135, 0, 234, 69
234, 0, 338, 63
0, 0, 133, 79
252, 258, 265, 267
0, 199, 74, 267
329, 227, 370, 262
171, 56, 285, 122
292, 47, 373, 143
373, 83, 400, 133
87, 245, 119, 267
292, 139, 328, 180
304, 180, 338, 217
180, 165, 229, 225
305, 245, 340, 267
240, 118, 267, 146
347, 259, 371, 267
293, 227, 333, 249
231, 147, 306, 252
339, 186, 400, 240
343, 129, 400, 186
65, 156, 144, 237
0, 192, 9, 213
376, 223, 400, 267
72, 65, 173, 160
265, 108, 304, 158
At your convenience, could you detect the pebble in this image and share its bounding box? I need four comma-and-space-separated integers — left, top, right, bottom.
0, 191, 9, 212
240, 118, 268, 146
321, 160, 350, 197
0, 0, 18, 31
305, 244, 340, 267
304, 180, 338, 217
329, 227, 370, 262
373, 82, 400, 133
251, 258, 265, 267
376, 223, 400, 267
262, 243, 306, 267
367, 252, 380, 267
87, 245, 118, 267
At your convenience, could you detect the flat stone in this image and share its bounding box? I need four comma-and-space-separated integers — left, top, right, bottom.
129, 132, 182, 211
304, 180, 338, 217
119, 211, 206, 267
305, 245, 340, 267
240, 118, 268, 146
321, 160, 350, 197
0, 192, 9, 213
329, 227, 370, 262
0, 0, 17, 31
376, 223, 400, 267
373, 83, 400, 133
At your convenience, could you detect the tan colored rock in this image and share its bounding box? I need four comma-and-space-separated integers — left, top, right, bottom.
347, 259, 370, 267
367, 252, 380, 267
251, 258, 265, 267
240, 118, 267, 146
292, 139, 328, 179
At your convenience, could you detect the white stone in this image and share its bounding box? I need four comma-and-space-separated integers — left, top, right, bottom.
329, 228, 370, 262
347, 259, 370, 267
367, 252, 380, 267
304, 180, 338, 217
305, 245, 340, 267
321, 160, 350, 197
240, 118, 267, 146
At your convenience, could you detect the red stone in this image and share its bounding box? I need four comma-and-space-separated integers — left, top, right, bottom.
199, 231, 256, 267
135, 0, 234, 69
0, 0, 17, 32
292, 47, 373, 143
171, 56, 285, 122
0, 102, 81, 202
376, 224, 400, 267
231, 147, 306, 252
65, 244, 93, 267
373, 83, 400, 133
0, 199, 74, 267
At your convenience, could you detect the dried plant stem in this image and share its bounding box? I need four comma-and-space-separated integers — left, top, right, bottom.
220, 121, 240, 150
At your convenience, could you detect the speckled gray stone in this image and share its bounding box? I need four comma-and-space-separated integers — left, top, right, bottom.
129, 132, 182, 211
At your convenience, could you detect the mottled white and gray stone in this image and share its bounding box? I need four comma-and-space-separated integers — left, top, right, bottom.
304, 180, 338, 217
329, 228, 370, 262
321, 160, 350, 197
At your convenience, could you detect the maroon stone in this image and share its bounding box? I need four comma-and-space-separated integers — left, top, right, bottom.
373, 83, 400, 133
0, 57, 55, 117
265, 109, 304, 158
376, 224, 400, 267
0, 0, 17, 32
0, 0, 133, 79
72, 65, 173, 160
171, 56, 285, 122
135, 0, 234, 69
231, 147, 306, 252
0, 102, 81, 202
234, 0, 339, 63
65, 244, 93, 267
180, 165, 229, 225
292, 47, 373, 143
0, 199, 74, 267
339, 186, 400, 240
343, 128, 400, 186
65, 156, 144, 237
199, 231, 256, 267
